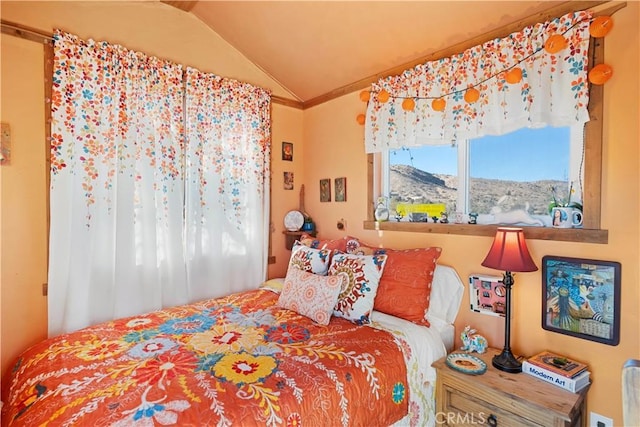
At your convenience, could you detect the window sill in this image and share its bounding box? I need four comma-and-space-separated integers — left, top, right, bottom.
362, 221, 608, 244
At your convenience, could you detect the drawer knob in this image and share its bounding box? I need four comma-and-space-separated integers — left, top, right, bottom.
487, 414, 498, 426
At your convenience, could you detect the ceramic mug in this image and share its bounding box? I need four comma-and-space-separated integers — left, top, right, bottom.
551, 207, 583, 228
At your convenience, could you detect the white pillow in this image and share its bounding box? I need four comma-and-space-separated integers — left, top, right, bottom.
426, 264, 464, 325
277, 268, 344, 325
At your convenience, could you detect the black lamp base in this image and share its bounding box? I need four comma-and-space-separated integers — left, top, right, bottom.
492, 349, 522, 373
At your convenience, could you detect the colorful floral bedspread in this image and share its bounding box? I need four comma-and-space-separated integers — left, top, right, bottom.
2, 289, 410, 426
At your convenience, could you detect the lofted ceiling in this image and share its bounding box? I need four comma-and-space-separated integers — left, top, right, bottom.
161, 1, 600, 107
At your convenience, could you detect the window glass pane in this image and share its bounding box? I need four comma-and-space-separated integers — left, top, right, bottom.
386, 126, 575, 226
470, 127, 570, 216
388, 145, 458, 220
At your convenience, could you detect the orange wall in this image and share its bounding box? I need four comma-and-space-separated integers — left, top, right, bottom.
300, 3, 639, 424
268, 103, 305, 278
0, 35, 49, 387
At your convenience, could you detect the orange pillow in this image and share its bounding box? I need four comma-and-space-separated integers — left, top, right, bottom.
367, 246, 442, 326
298, 233, 348, 253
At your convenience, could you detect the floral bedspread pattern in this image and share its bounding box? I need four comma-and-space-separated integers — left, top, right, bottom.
2, 290, 409, 426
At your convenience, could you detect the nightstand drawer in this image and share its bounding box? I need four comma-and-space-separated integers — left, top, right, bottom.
443, 384, 541, 426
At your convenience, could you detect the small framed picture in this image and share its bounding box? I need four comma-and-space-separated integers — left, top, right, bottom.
283, 171, 294, 190
320, 178, 331, 202
334, 177, 346, 202
542, 255, 621, 346
282, 141, 293, 161
468, 274, 506, 317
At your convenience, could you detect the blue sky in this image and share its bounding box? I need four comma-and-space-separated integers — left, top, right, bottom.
390, 127, 570, 182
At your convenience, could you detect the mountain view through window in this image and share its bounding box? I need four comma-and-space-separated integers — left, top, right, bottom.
387, 127, 577, 223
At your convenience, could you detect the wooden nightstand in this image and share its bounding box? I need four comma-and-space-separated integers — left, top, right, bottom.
432, 348, 589, 426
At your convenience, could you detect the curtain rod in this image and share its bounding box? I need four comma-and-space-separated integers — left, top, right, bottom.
1, 20, 52, 43
1, 20, 302, 109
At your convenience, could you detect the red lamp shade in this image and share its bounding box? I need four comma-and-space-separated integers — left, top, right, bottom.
481, 227, 537, 272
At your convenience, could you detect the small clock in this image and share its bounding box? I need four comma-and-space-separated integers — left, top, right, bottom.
284, 210, 304, 231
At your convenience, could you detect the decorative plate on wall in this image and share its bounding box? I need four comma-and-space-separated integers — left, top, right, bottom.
284, 210, 304, 231
445, 352, 487, 375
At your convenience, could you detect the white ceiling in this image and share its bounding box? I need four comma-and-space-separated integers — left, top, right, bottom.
164, 1, 587, 105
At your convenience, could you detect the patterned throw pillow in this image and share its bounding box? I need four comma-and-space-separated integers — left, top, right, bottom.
277, 268, 345, 325
287, 243, 332, 275
328, 252, 388, 324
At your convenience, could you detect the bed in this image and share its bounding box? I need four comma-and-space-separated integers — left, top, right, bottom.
2, 237, 464, 426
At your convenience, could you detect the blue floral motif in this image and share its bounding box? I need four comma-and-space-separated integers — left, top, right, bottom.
251, 344, 281, 356
226, 309, 275, 327
133, 403, 165, 421
570, 60, 584, 75
122, 329, 160, 343
158, 314, 215, 335
392, 382, 406, 404
195, 353, 225, 372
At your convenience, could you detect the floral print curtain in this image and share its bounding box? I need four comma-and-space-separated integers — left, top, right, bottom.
48, 31, 271, 335
364, 11, 592, 152
184, 67, 271, 302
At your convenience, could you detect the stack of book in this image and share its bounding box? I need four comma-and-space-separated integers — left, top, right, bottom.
522, 350, 590, 393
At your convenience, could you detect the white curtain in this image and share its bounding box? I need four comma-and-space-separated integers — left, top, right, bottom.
48, 32, 271, 336
365, 11, 592, 152
184, 67, 271, 302
49, 31, 187, 336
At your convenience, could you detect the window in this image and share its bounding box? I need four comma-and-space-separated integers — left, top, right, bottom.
382, 125, 584, 228
365, 29, 608, 244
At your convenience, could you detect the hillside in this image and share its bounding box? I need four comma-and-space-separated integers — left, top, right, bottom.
389, 164, 568, 215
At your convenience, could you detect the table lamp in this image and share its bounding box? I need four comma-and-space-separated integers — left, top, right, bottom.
481, 227, 537, 373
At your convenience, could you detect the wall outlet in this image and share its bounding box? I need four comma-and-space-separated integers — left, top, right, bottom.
590, 412, 613, 427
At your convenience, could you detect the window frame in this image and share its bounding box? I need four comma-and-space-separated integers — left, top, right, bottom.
383, 125, 583, 221
364, 35, 608, 244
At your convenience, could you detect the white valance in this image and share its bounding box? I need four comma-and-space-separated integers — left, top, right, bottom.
364, 11, 592, 153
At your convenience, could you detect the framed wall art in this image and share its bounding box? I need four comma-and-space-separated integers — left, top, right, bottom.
468, 274, 506, 317
282, 141, 293, 161
542, 255, 621, 346
283, 172, 294, 190
334, 177, 346, 202
320, 178, 331, 202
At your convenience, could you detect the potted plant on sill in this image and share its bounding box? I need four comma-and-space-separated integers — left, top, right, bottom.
548, 182, 583, 213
